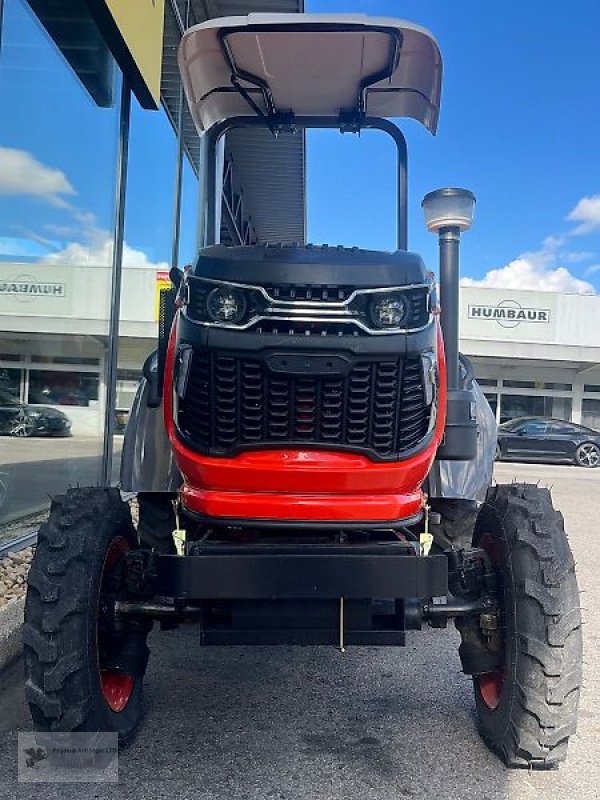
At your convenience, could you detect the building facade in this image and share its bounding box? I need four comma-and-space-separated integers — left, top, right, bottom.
2, 258, 599, 437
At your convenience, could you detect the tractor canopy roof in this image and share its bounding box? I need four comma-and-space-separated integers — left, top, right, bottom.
178, 13, 442, 134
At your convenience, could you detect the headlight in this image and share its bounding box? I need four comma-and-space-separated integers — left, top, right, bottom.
206, 286, 247, 324
369, 293, 409, 329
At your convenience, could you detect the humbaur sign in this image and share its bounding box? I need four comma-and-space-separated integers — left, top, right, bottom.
467, 299, 550, 328
0, 275, 66, 301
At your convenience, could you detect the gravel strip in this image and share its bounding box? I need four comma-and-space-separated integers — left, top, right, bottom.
0, 498, 137, 609
0, 547, 35, 608
0, 511, 48, 546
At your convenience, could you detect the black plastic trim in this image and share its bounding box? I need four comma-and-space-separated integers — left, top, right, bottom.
182, 510, 424, 531
154, 544, 448, 600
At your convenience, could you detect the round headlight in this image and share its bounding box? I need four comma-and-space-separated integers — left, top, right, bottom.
206, 286, 247, 324
369, 293, 409, 329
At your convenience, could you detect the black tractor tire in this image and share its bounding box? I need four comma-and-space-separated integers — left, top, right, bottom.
472, 483, 582, 768
24, 487, 150, 744
137, 492, 177, 553
430, 498, 479, 549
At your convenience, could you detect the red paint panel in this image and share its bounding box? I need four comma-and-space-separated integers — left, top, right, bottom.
164, 317, 448, 524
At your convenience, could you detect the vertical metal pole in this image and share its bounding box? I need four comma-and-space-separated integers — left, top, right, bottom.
101, 79, 131, 486
203, 128, 220, 247
396, 134, 408, 251
170, 0, 189, 268
171, 99, 185, 268
438, 226, 461, 390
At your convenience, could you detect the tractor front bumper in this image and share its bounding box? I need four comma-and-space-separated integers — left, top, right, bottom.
120, 542, 449, 647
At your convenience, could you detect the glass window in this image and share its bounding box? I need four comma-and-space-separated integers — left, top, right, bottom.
477, 378, 497, 387
503, 380, 536, 389
28, 370, 99, 407
483, 392, 497, 416
116, 369, 142, 410
178, 155, 199, 267
31, 355, 99, 366
0, 365, 21, 397
548, 422, 580, 435
113, 94, 178, 480
0, 0, 121, 527
517, 420, 548, 435
500, 395, 572, 424
582, 399, 600, 431
584, 385, 600, 394
544, 382, 572, 391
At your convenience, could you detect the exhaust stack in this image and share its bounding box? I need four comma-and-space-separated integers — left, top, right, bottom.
422, 188, 477, 460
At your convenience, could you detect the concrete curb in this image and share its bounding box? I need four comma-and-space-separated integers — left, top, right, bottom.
0, 596, 25, 672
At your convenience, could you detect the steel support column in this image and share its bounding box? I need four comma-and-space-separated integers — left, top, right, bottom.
101, 79, 131, 486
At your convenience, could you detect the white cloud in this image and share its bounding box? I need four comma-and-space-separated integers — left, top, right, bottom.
0, 146, 75, 206
566, 194, 600, 235
461, 237, 596, 295
584, 263, 600, 276
40, 230, 169, 271
562, 250, 595, 263
0, 236, 52, 259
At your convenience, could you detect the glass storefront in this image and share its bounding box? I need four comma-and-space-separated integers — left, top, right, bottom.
178, 155, 199, 266
499, 394, 572, 424
583, 399, 600, 431
0, 0, 201, 527
0, 0, 121, 526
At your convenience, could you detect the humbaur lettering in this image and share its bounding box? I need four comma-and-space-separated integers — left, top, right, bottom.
467, 302, 550, 328
0, 280, 65, 298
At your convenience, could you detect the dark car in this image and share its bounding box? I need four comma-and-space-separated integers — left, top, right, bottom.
497, 417, 600, 468
0, 389, 72, 438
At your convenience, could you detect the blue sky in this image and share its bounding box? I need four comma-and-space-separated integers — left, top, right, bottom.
1, 0, 600, 292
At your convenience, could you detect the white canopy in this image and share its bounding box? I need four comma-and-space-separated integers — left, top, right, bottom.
178, 13, 442, 134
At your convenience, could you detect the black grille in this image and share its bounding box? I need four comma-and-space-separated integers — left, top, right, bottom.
263, 285, 355, 302
178, 350, 431, 460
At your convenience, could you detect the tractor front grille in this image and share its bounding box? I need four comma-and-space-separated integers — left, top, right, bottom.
177, 350, 431, 460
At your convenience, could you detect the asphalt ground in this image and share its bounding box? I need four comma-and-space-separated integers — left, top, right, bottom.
0, 461, 599, 800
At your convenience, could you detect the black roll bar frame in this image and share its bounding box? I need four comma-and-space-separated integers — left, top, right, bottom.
198, 115, 408, 252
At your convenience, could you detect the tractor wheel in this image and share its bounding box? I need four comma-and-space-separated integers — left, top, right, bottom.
471, 483, 582, 768
430, 498, 479, 549
24, 487, 150, 744
137, 492, 177, 553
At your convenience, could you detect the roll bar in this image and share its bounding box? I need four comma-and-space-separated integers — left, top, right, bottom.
198, 115, 408, 252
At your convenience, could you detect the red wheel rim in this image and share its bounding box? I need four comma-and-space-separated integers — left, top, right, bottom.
477, 670, 504, 710
100, 672, 135, 712
98, 536, 134, 713
475, 532, 505, 711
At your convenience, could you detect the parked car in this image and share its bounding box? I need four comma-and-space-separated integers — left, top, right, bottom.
497, 417, 600, 467
0, 389, 72, 438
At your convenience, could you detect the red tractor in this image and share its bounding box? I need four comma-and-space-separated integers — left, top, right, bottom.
24, 14, 581, 768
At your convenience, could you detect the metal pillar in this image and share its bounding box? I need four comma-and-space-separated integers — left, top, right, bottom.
101, 79, 132, 486
438, 226, 461, 390
170, 0, 190, 268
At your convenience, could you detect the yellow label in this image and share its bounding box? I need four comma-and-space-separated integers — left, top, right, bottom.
419, 533, 434, 557
172, 528, 186, 556
155, 270, 171, 320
